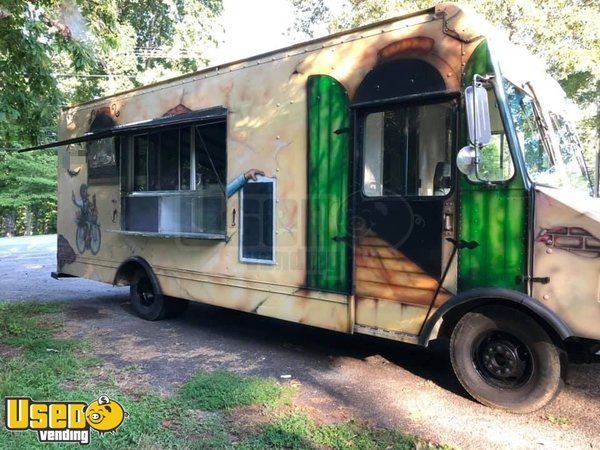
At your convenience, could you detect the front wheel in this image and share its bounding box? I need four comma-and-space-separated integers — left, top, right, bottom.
450, 306, 565, 413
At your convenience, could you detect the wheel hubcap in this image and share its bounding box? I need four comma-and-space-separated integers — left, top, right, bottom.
474, 332, 533, 388
482, 342, 520, 378
137, 278, 155, 307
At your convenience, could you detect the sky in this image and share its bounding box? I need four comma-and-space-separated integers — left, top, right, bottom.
208, 0, 296, 64
209, 0, 344, 65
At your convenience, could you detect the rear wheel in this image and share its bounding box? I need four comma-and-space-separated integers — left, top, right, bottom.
90, 223, 101, 255
130, 273, 168, 321
450, 306, 565, 413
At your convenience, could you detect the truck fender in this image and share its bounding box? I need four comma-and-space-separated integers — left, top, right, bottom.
113, 256, 162, 296
418, 288, 574, 347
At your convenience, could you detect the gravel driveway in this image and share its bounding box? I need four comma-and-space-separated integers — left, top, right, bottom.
1, 235, 599, 449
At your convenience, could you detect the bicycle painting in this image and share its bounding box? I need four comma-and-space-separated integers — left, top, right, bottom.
72, 184, 101, 255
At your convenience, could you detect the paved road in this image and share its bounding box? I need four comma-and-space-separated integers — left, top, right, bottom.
1, 235, 599, 449
0, 234, 127, 302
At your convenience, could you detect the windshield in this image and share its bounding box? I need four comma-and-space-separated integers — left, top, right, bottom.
547, 113, 592, 193
504, 79, 592, 194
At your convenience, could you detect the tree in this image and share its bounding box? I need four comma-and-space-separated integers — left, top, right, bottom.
0, 0, 116, 147
82, 0, 224, 98
0, 150, 57, 235
1, 0, 224, 148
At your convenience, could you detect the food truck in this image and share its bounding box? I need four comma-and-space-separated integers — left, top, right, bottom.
26, 3, 600, 412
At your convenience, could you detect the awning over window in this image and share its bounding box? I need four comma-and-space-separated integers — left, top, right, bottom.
18, 106, 228, 152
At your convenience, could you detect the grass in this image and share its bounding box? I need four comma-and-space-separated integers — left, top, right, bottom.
242, 412, 434, 450
0, 302, 448, 449
544, 414, 573, 426
179, 370, 293, 411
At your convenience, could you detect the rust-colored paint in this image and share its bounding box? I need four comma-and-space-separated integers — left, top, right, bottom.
378, 37, 435, 61
57, 234, 77, 271
163, 104, 192, 117
89, 106, 117, 132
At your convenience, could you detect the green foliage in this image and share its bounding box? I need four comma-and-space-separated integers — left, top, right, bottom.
0, 302, 96, 403
0, 0, 224, 147
0, 302, 62, 343
0, 0, 116, 147
120, 0, 222, 73
0, 149, 57, 235
242, 412, 314, 449
85, 0, 224, 99
178, 370, 293, 410
479, 139, 515, 182
242, 411, 437, 450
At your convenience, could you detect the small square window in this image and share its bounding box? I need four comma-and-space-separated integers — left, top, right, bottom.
240, 177, 276, 264
87, 137, 118, 184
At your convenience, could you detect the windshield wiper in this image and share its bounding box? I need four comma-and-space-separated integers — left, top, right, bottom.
525, 82, 556, 165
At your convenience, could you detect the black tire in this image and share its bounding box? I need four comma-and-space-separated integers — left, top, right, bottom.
130, 272, 168, 321
450, 305, 565, 413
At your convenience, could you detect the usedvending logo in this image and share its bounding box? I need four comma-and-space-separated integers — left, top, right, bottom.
4, 395, 127, 445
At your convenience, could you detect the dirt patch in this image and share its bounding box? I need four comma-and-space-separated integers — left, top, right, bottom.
65, 305, 111, 321
294, 389, 355, 425
226, 404, 271, 432
103, 361, 157, 398
0, 343, 21, 357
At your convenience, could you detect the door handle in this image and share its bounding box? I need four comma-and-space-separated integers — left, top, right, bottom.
444, 213, 453, 232
332, 235, 352, 244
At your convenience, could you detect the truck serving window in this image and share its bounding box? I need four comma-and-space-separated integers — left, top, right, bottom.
362, 100, 455, 198
120, 120, 227, 238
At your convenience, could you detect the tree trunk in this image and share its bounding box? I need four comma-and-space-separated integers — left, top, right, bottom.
4, 213, 15, 237
596, 80, 600, 197
25, 207, 33, 236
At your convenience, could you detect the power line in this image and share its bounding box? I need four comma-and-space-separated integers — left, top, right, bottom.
53, 73, 138, 79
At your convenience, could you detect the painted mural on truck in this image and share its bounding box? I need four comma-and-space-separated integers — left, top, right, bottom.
52, 3, 492, 335
72, 184, 101, 255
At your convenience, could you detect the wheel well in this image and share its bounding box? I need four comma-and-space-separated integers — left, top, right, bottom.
113, 257, 155, 288
436, 299, 565, 350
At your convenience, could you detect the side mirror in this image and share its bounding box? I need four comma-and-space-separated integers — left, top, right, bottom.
466, 84, 492, 146
457, 145, 477, 179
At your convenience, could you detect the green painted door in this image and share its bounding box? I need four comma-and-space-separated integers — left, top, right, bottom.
458, 41, 528, 292
306, 75, 350, 293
